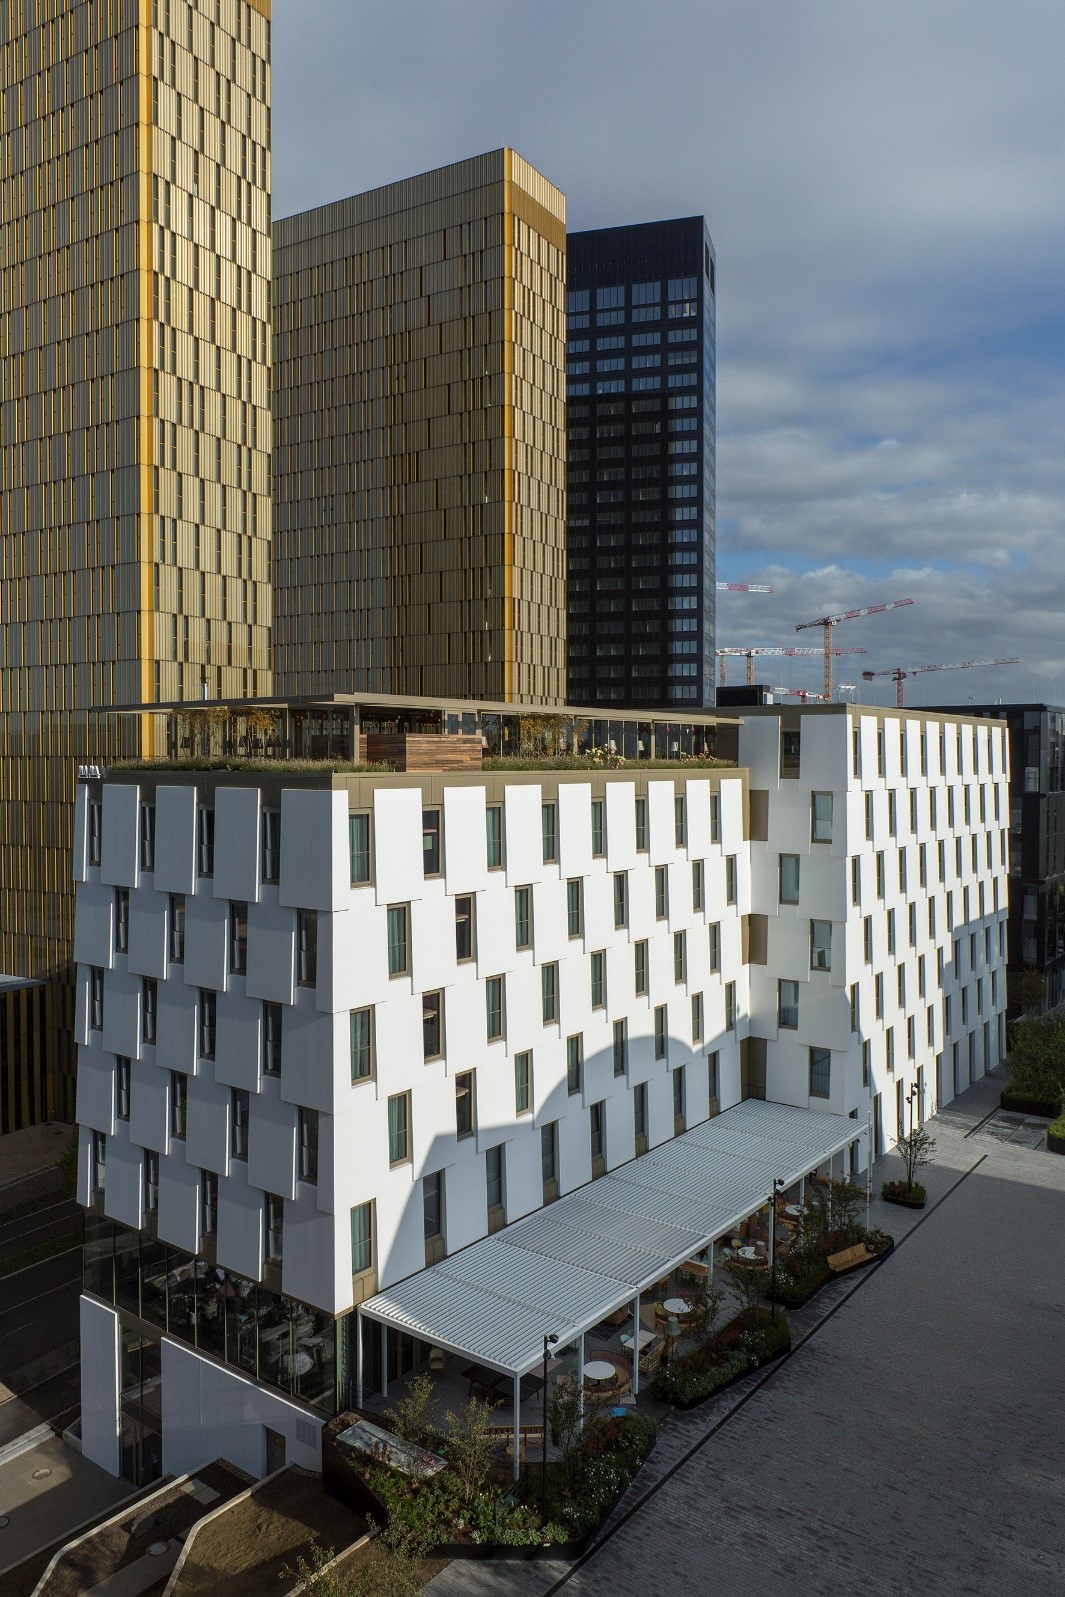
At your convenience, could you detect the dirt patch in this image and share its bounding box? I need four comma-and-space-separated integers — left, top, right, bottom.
168, 1469, 367, 1597
323, 1540, 448, 1595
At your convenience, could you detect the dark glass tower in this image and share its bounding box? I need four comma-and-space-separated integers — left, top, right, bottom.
566, 218, 716, 709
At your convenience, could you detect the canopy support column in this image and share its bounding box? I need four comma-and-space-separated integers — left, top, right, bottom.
355, 1307, 363, 1411
577, 1332, 585, 1422
631, 1293, 641, 1397
380, 1323, 388, 1401
512, 1375, 521, 1482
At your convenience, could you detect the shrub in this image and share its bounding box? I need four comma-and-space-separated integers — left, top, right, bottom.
1004, 1016, 1065, 1109
650, 1307, 789, 1406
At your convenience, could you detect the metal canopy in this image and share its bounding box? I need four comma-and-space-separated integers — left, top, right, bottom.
360, 1100, 862, 1378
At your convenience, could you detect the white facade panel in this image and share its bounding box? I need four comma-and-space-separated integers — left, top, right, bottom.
503, 782, 543, 887
557, 782, 592, 879
160, 1339, 323, 1479
244, 901, 296, 1006
127, 887, 168, 980
101, 782, 140, 889
72, 879, 115, 969
181, 892, 228, 993
442, 784, 488, 896
128, 1054, 168, 1154
246, 1078, 297, 1200
214, 988, 263, 1092
279, 788, 345, 910
158, 1157, 201, 1255
153, 785, 197, 895
101, 968, 143, 1063
80, 1297, 122, 1477
217, 1166, 264, 1279
372, 786, 425, 907
104, 1134, 143, 1230
156, 980, 197, 1076
213, 786, 262, 905
76, 1042, 115, 1135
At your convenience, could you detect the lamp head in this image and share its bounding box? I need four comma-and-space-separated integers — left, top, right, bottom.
547, 1333, 559, 1346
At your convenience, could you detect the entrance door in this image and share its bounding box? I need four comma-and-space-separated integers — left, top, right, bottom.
264, 1427, 286, 1475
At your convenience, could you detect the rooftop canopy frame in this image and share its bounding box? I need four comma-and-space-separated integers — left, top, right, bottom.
359, 1100, 864, 1384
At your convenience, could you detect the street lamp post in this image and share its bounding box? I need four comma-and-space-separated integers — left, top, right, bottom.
908, 1081, 919, 1137
769, 1177, 786, 1318
541, 1333, 558, 1525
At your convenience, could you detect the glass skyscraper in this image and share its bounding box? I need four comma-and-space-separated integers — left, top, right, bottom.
566, 218, 716, 709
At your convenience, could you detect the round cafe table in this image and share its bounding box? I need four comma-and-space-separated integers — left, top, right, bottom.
582, 1360, 616, 1383
663, 1297, 690, 1316
784, 1204, 801, 1218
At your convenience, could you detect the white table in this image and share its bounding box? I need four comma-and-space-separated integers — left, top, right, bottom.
582, 1359, 616, 1383
784, 1204, 801, 1218
738, 1246, 759, 1261
663, 1297, 691, 1315
620, 1328, 656, 1354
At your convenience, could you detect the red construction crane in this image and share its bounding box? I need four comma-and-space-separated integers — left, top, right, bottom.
795, 598, 915, 700
717, 644, 867, 687
772, 687, 830, 704
716, 582, 773, 594
861, 657, 1020, 708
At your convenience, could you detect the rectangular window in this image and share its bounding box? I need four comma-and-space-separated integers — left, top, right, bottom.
708, 1050, 720, 1104
197, 806, 214, 877
229, 901, 248, 974
673, 930, 687, 984
887, 908, 896, 956
88, 801, 102, 866
725, 855, 737, 905
672, 1066, 686, 1127
348, 812, 370, 885
850, 982, 860, 1032
634, 1082, 648, 1144
876, 852, 886, 898
231, 1088, 250, 1160
114, 889, 129, 954
810, 920, 832, 971
263, 1001, 283, 1077
168, 894, 185, 964
514, 1050, 532, 1114
201, 1170, 218, 1237
140, 802, 156, 872
781, 729, 801, 779
899, 849, 908, 894
655, 865, 669, 919
908, 902, 918, 947
486, 804, 504, 869
779, 854, 800, 905
864, 916, 873, 964
907, 1016, 916, 1059
541, 1121, 558, 1184
635, 940, 649, 995
387, 905, 410, 976
862, 1040, 870, 1088
674, 794, 687, 847
654, 1004, 668, 1059
692, 859, 705, 913
542, 802, 557, 863
691, 991, 704, 1043
455, 896, 475, 962
423, 1171, 444, 1241
591, 798, 605, 856
144, 1150, 159, 1214
348, 1006, 374, 1081
613, 1017, 628, 1075
590, 1101, 606, 1165
422, 809, 441, 876
778, 979, 799, 1029
116, 1056, 131, 1120
725, 980, 737, 1031
635, 796, 649, 851
541, 961, 559, 1024
514, 886, 532, 951
567, 879, 584, 938
198, 989, 216, 1059
710, 794, 721, 843
811, 792, 833, 843
865, 792, 874, 841
708, 922, 721, 973
898, 964, 907, 1007
170, 1071, 187, 1140
875, 973, 884, 1020
590, 950, 606, 1008
142, 978, 157, 1043
567, 1033, 583, 1094
886, 1027, 895, 1073
919, 843, 927, 888
851, 856, 861, 906
888, 790, 897, 837
296, 909, 318, 986
262, 809, 281, 884
388, 1093, 410, 1164
614, 871, 629, 928
455, 1071, 475, 1138
486, 975, 505, 1041
422, 991, 443, 1060
809, 1047, 831, 1099
297, 1106, 320, 1183
351, 1202, 373, 1276
486, 1145, 504, 1211
90, 967, 104, 1031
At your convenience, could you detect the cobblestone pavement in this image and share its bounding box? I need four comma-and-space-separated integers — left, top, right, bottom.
425, 1070, 1065, 1597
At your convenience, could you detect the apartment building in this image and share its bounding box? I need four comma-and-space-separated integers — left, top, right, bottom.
272, 149, 568, 705
71, 699, 1007, 1483
0, 0, 274, 1115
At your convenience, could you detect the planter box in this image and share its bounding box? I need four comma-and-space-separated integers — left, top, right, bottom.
1047, 1130, 1065, 1156
881, 1184, 926, 1209
771, 1235, 894, 1310
1000, 1091, 1062, 1118
661, 1334, 791, 1412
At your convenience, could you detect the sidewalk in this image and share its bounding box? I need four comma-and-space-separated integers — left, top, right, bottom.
0, 1435, 133, 1583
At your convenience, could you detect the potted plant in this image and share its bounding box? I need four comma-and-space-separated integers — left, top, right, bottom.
882, 1125, 936, 1207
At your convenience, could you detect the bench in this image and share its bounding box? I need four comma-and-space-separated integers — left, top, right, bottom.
826, 1243, 874, 1275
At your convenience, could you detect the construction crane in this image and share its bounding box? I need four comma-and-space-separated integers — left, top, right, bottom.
772, 687, 830, 704
795, 598, 915, 700
717, 645, 867, 687
716, 582, 773, 594
861, 657, 1020, 708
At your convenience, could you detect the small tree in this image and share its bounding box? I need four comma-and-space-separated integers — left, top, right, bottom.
724, 1257, 765, 1316
442, 1397, 495, 1507
385, 1371, 435, 1448
547, 1374, 584, 1464
896, 1125, 936, 1193
685, 1275, 727, 1344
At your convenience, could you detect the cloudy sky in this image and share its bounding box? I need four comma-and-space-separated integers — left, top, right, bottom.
273, 0, 1065, 706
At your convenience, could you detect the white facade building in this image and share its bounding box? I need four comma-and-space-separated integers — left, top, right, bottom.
72, 701, 1008, 1483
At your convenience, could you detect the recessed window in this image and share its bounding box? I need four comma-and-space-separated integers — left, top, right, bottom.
709, 794, 720, 844
263, 1001, 283, 1077
692, 860, 704, 913
635, 796, 648, 852
296, 910, 317, 986
422, 809, 441, 877
170, 1071, 187, 1140
89, 967, 104, 1031
567, 879, 584, 938
654, 1004, 667, 1060
673, 930, 687, 985
455, 896, 475, 962
486, 804, 504, 869
229, 900, 248, 974
811, 792, 833, 844
144, 1149, 159, 1214
388, 1092, 411, 1164
591, 798, 605, 857
541, 1121, 558, 1186
851, 856, 861, 906
725, 856, 737, 905
262, 809, 281, 884
349, 1006, 373, 1081
725, 981, 736, 1031
514, 886, 532, 951
514, 1050, 532, 1115
634, 939, 649, 996
169, 894, 185, 964
139, 802, 155, 872
455, 1071, 475, 1138
778, 980, 799, 1030
655, 865, 669, 920
265, 1193, 284, 1265
672, 1066, 686, 1130
88, 800, 102, 866
541, 802, 557, 864
351, 1201, 374, 1276
116, 1056, 131, 1121
708, 1050, 719, 1104
230, 1088, 250, 1160
810, 920, 832, 971
590, 950, 606, 1009
809, 1046, 831, 1099
387, 904, 410, 976
298, 1106, 319, 1183
114, 888, 129, 954
199, 989, 217, 1059
486, 1144, 505, 1212
779, 855, 800, 905
201, 1170, 218, 1237
348, 812, 370, 885
674, 795, 687, 847
708, 922, 721, 973
613, 872, 628, 928
423, 1170, 444, 1246
590, 1100, 606, 1167
541, 961, 558, 1025
691, 992, 704, 1044
613, 1017, 628, 1076
634, 1081, 648, 1145
486, 975, 505, 1042
423, 992, 443, 1060
197, 806, 215, 877
567, 1033, 583, 1095
141, 977, 157, 1044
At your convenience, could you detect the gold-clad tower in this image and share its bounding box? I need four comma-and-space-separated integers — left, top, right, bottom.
272, 148, 568, 705
0, 0, 273, 1118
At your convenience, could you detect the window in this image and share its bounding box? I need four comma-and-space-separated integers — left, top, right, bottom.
542, 802, 557, 863
635, 940, 649, 995
691, 992, 704, 1043
779, 855, 800, 905
809, 1047, 831, 1099
863, 916, 873, 964
514, 1050, 532, 1114
851, 856, 861, 906
810, 920, 832, 971
708, 922, 721, 973
169, 894, 185, 963
296, 910, 318, 986
541, 1121, 558, 1185
861, 1040, 870, 1088
486, 1145, 505, 1212
455, 1071, 475, 1138
811, 792, 833, 843
91, 1131, 107, 1194
90, 967, 104, 1031
778, 980, 799, 1029
567, 1033, 583, 1094
674, 795, 687, 847
455, 896, 475, 962
535, 959, 556, 1024
654, 1005, 667, 1059
423, 1171, 444, 1243
140, 802, 156, 872
115, 1056, 131, 1120
229, 901, 248, 974
613, 1018, 628, 1075
655, 865, 669, 919
692, 859, 705, 913
887, 908, 896, 956
614, 872, 629, 928
907, 1016, 916, 1059
144, 1150, 159, 1214
781, 729, 801, 778
198, 989, 216, 1059
201, 1170, 218, 1237
486, 804, 503, 869
635, 796, 648, 851
514, 887, 532, 951
231, 1088, 250, 1160
634, 1081, 649, 1145
710, 794, 721, 843
422, 992, 443, 1060
486, 976, 505, 1041
886, 1027, 895, 1073
87, 800, 102, 866
888, 790, 897, 837
672, 1066, 686, 1128
142, 978, 157, 1043
899, 850, 908, 894
170, 1071, 187, 1140
387, 1092, 410, 1164
897, 964, 906, 1006
590, 1101, 606, 1166
876, 852, 885, 898
919, 843, 927, 888
725, 855, 737, 905
850, 983, 860, 1032
567, 879, 584, 938
590, 950, 606, 1009
350, 1201, 374, 1276
263, 1002, 283, 1076
418, 808, 442, 877
348, 812, 370, 885
262, 809, 281, 884
673, 930, 687, 984
875, 973, 884, 1020
590, 798, 605, 857
725, 980, 737, 1031
114, 888, 129, 954
908, 902, 918, 947
864, 792, 874, 841
197, 806, 214, 876
387, 905, 410, 976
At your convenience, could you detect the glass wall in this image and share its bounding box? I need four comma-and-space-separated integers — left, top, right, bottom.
84, 1216, 339, 1415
